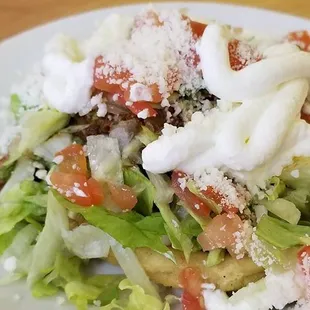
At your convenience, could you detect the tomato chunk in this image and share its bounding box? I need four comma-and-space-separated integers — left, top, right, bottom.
56, 144, 87, 176
189, 20, 207, 38
50, 172, 92, 206
94, 56, 132, 93
197, 213, 244, 253
126, 101, 157, 118
228, 39, 261, 71
87, 177, 105, 206
286, 30, 310, 52
179, 267, 204, 310
108, 183, 138, 211
172, 171, 211, 218
201, 187, 239, 214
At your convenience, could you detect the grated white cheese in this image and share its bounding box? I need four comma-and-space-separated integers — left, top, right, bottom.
35, 169, 47, 180
193, 168, 250, 212
95, 9, 203, 99
97, 103, 108, 117
178, 177, 187, 191
13, 294, 21, 301
72, 187, 87, 197
56, 296, 66, 305
137, 108, 150, 119
291, 169, 300, 178
3, 256, 17, 273
53, 155, 64, 164
93, 300, 102, 307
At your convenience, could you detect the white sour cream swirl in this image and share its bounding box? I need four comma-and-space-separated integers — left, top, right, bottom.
142, 24, 310, 192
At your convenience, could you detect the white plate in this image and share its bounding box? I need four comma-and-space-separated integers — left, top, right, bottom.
0, 2, 310, 309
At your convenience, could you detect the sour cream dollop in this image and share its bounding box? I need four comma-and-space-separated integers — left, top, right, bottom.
142, 25, 310, 193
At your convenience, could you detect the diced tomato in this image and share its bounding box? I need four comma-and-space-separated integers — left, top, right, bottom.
179, 267, 204, 310
228, 39, 261, 71
50, 172, 92, 206
56, 144, 88, 176
172, 171, 211, 218
127, 101, 157, 118
201, 187, 239, 214
93, 56, 132, 93
50, 172, 105, 207
197, 213, 244, 252
298, 246, 310, 273
297, 246, 310, 299
301, 111, 310, 124
87, 178, 105, 205
189, 20, 207, 38
286, 30, 310, 52
108, 183, 138, 211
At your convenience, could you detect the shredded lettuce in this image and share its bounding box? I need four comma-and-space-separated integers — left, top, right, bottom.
10, 94, 22, 118
284, 188, 310, 219
101, 279, 170, 310
27, 190, 69, 286
256, 215, 310, 249
62, 224, 110, 259
206, 249, 225, 267
136, 126, 158, 146
259, 198, 301, 224
33, 132, 72, 162
0, 224, 23, 255
108, 237, 161, 300
52, 190, 169, 254
146, 173, 193, 261
180, 215, 203, 237
87, 135, 123, 184
264, 177, 286, 201
87, 275, 125, 306
5, 110, 69, 166
0, 158, 34, 198
124, 167, 155, 216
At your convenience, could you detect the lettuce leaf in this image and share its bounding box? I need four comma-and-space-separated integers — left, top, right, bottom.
146, 173, 193, 261
0, 224, 23, 255
124, 166, 155, 216
27, 190, 69, 286
87, 275, 125, 306
264, 177, 286, 201
256, 215, 310, 249
284, 188, 310, 219
101, 279, 169, 310
62, 224, 110, 259
259, 198, 301, 224
87, 135, 123, 184
5, 110, 69, 166
52, 190, 169, 254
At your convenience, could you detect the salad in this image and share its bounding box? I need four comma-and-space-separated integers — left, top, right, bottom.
2, 6, 310, 310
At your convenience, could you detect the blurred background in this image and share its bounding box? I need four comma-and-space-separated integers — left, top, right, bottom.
0, 0, 309, 40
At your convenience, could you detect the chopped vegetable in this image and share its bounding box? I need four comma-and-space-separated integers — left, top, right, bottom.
124, 166, 155, 215
206, 249, 225, 267
260, 198, 301, 224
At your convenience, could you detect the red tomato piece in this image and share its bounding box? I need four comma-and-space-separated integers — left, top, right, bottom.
228, 40, 261, 71
127, 101, 158, 118
123, 83, 162, 104
179, 267, 204, 310
56, 144, 88, 176
301, 111, 310, 124
286, 30, 310, 52
93, 56, 132, 93
172, 171, 211, 218
87, 178, 105, 206
108, 183, 138, 211
50, 172, 92, 207
197, 213, 244, 252
189, 20, 207, 38
298, 246, 310, 273
201, 187, 239, 214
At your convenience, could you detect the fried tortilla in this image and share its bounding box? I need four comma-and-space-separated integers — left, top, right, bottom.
107, 248, 264, 292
